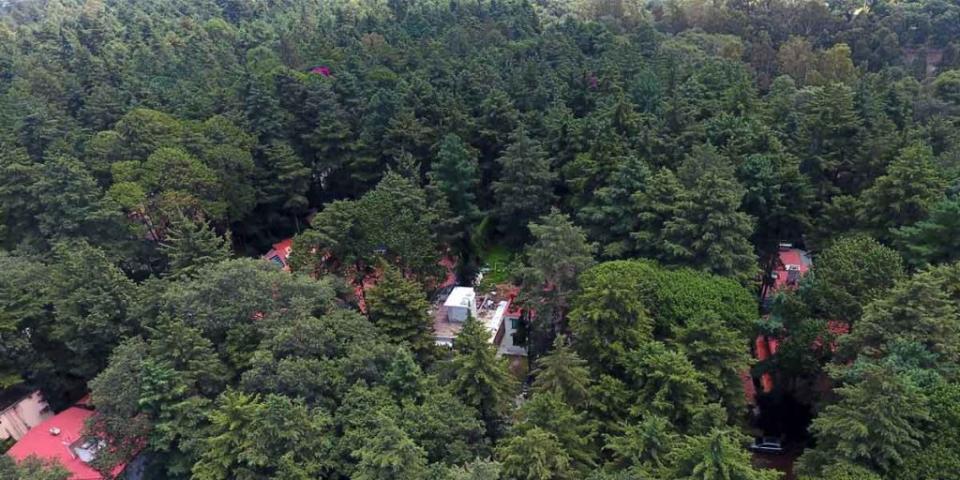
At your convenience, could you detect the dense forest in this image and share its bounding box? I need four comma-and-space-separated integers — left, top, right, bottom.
2, 0, 960, 478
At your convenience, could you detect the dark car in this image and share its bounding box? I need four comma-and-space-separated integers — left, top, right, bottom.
749, 437, 785, 454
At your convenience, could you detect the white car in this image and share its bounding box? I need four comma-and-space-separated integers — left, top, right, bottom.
749, 437, 785, 454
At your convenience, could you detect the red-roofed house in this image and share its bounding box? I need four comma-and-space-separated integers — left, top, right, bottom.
263, 238, 294, 271
6, 405, 128, 480
760, 244, 812, 305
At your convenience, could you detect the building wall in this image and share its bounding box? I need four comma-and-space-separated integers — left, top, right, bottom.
0, 391, 52, 441
497, 314, 528, 357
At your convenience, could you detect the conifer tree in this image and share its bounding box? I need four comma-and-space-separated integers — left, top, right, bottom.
429, 133, 481, 223
449, 315, 517, 438
672, 314, 751, 413
859, 143, 945, 242
352, 414, 429, 480
894, 196, 960, 268
604, 415, 678, 471
513, 393, 598, 474
630, 342, 708, 430
365, 265, 435, 362
631, 168, 684, 260
663, 428, 780, 480
532, 335, 591, 408
160, 213, 232, 279
492, 129, 557, 244
260, 140, 310, 214
798, 365, 929, 475
496, 427, 573, 480
663, 148, 756, 284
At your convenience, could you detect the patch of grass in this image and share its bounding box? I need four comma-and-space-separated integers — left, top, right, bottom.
478, 245, 520, 291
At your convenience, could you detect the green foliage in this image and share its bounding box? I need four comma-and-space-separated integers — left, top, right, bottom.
672, 314, 751, 414
519, 209, 595, 348
532, 336, 592, 408
604, 415, 678, 471
160, 213, 232, 279
352, 414, 429, 480
492, 130, 557, 245
496, 427, 573, 480
192, 390, 334, 480
365, 265, 435, 361
894, 196, 960, 268
4, 0, 960, 477
294, 172, 442, 280
661, 429, 781, 480
448, 315, 518, 439
797, 364, 929, 475
664, 146, 757, 284
858, 143, 946, 242
0, 456, 70, 480
512, 393, 598, 474
804, 235, 904, 324
629, 342, 708, 430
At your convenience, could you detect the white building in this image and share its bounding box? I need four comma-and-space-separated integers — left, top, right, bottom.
443, 287, 477, 323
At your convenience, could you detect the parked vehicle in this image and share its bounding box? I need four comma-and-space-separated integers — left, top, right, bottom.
749, 437, 785, 454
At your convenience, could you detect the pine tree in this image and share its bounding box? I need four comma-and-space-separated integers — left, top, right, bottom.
604, 415, 678, 471
631, 168, 685, 262
577, 154, 651, 258
630, 342, 708, 430
519, 210, 595, 350
492, 129, 557, 245
428, 133, 481, 259
352, 414, 428, 480
894, 196, 960, 268
449, 315, 518, 438
663, 428, 781, 480
496, 427, 573, 480
160, 213, 232, 279
365, 265, 435, 362
532, 335, 592, 408
663, 149, 757, 284
673, 314, 751, 413
798, 365, 929, 475
513, 393, 598, 474
797, 83, 863, 200
261, 140, 310, 214
859, 143, 946, 243
429, 133, 481, 223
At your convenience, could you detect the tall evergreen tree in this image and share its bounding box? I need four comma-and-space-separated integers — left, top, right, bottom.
672, 314, 751, 413
365, 265, 435, 362
519, 210, 595, 353
352, 414, 429, 480
663, 428, 780, 480
894, 196, 960, 268
859, 143, 945, 242
492, 129, 557, 245
663, 148, 757, 284
797, 365, 929, 475
160, 213, 232, 279
448, 316, 518, 439
429, 133, 481, 223
631, 168, 685, 262
496, 427, 573, 480
532, 335, 591, 408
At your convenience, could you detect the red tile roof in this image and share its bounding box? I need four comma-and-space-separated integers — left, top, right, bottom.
761, 246, 812, 301
263, 238, 294, 271
6, 407, 124, 480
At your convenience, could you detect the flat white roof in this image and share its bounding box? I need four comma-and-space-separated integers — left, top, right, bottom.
444, 287, 475, 308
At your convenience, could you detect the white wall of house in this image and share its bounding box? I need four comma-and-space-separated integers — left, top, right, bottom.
0, 391, 52, 441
